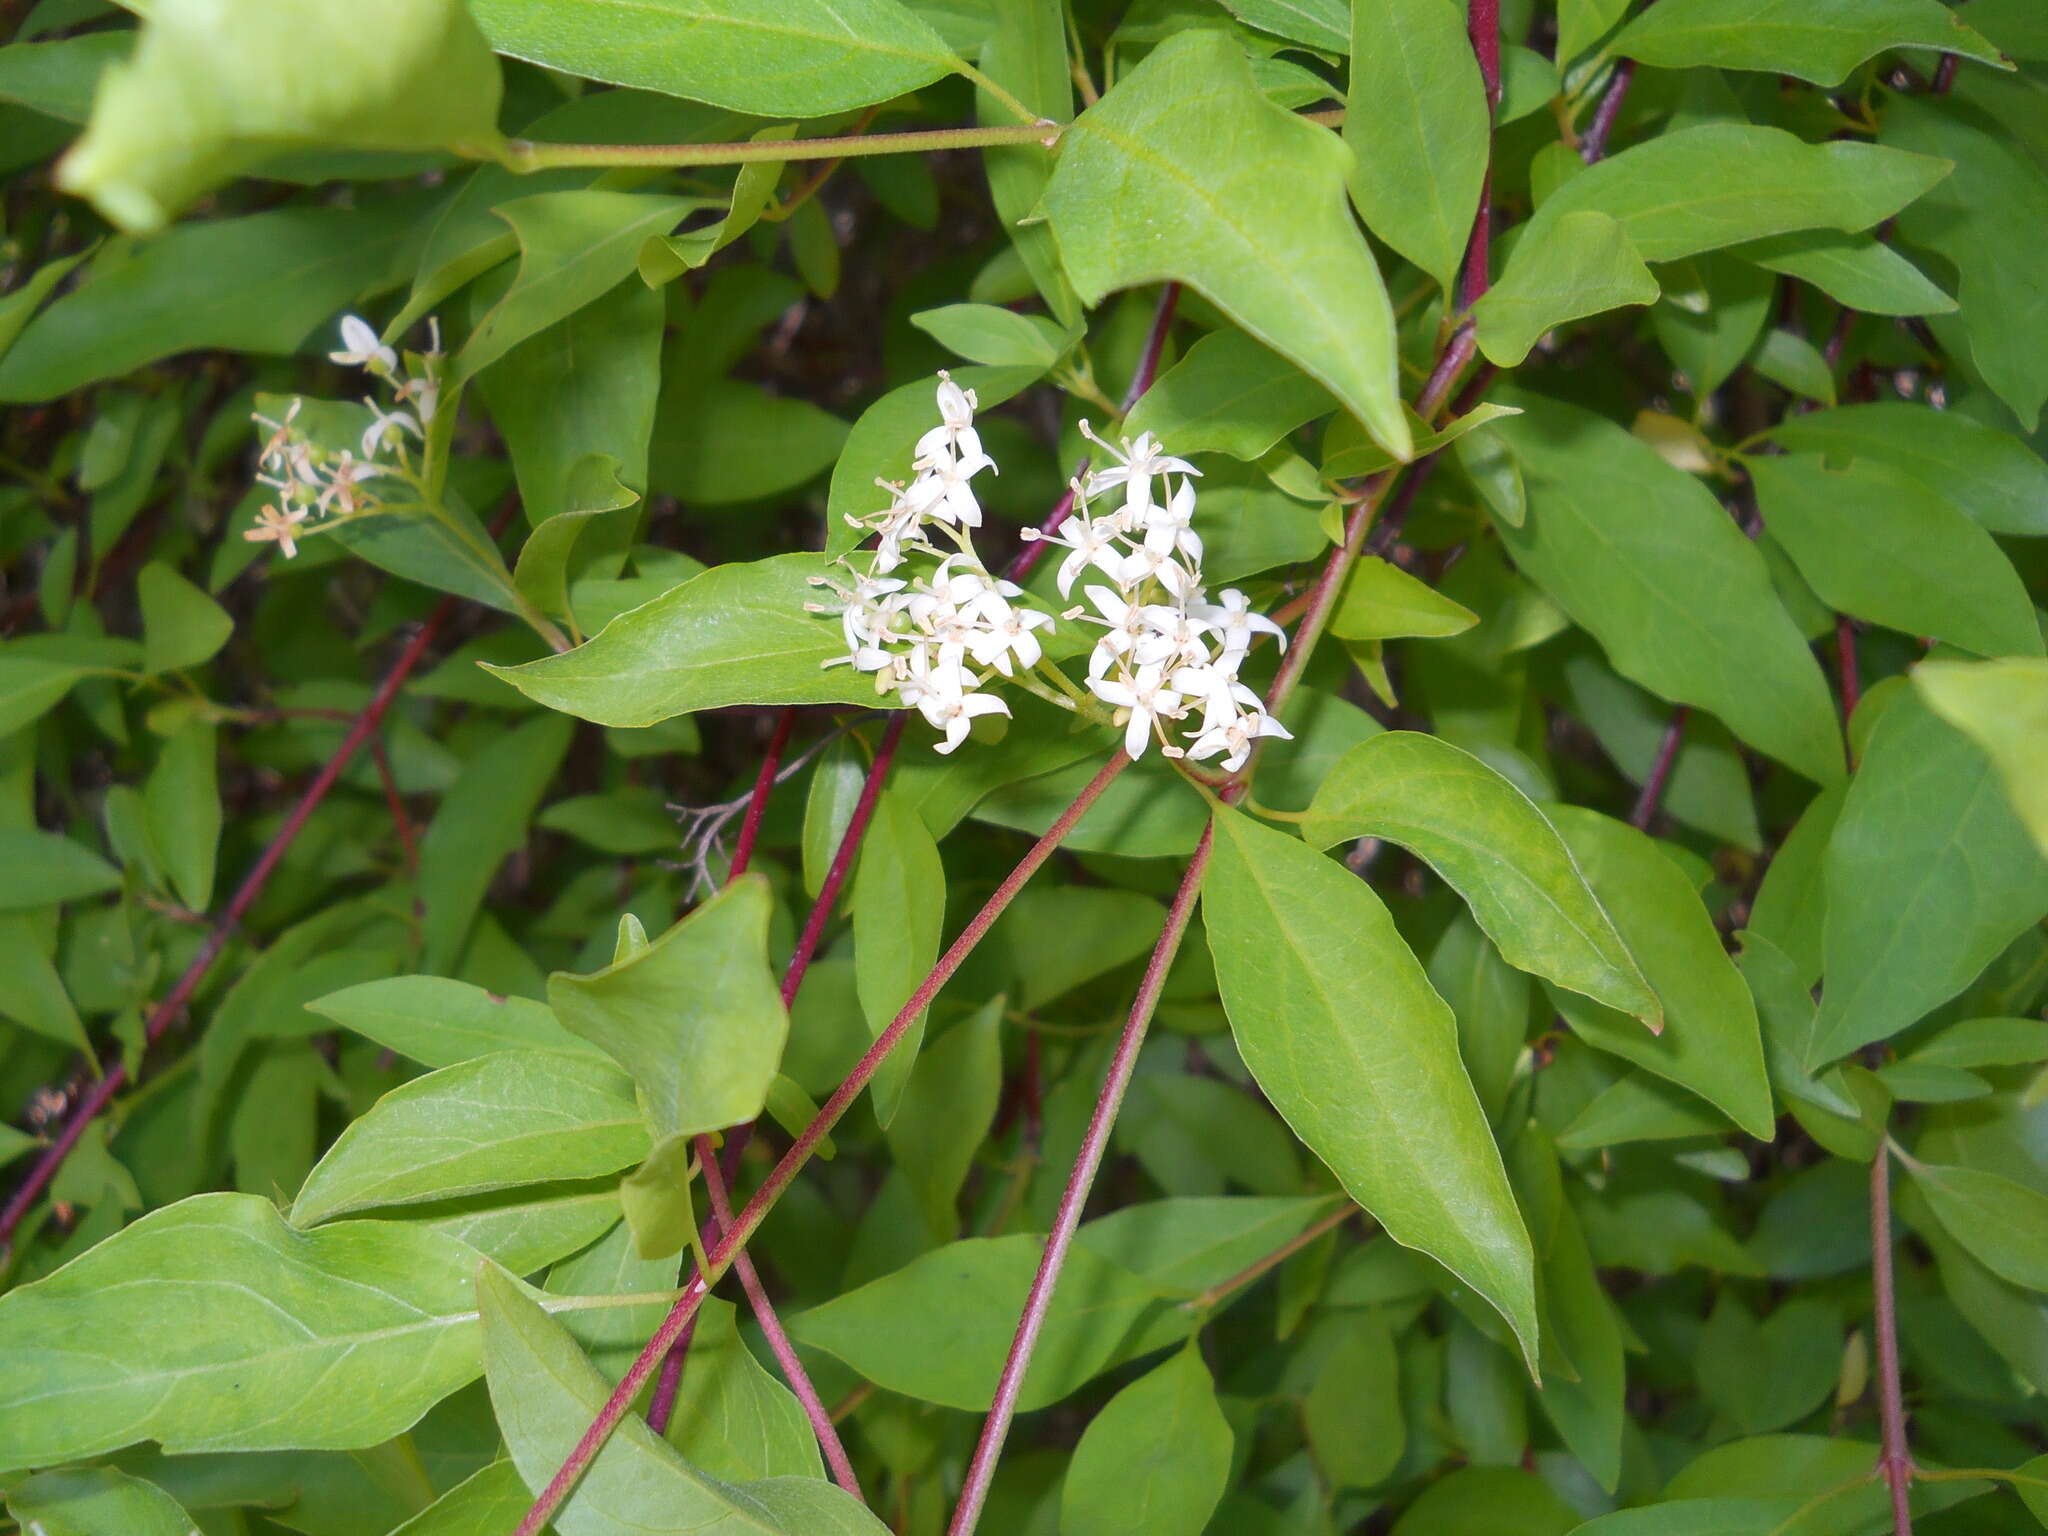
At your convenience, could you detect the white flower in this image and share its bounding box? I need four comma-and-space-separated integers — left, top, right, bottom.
1088, 662, 1185, 759
1080, 421, 1198, 521
967, 598, 1055, 676
914, 373, 984, 464
1023, 511, 1124, 598
1192, 588, 1288, 659
330, 314, 397, 375
245, 502, 308, 559
1187, 707, 1293, 772
921, 687, 1010, 754
1171, 662, 1262, 734
361, 402, 421, 460
1114, 542, 1195, 600
1079, 584, 1152, 679
1140, 476, 1203, 563
909, 442, 996, 529
1133, 603, 1212, 671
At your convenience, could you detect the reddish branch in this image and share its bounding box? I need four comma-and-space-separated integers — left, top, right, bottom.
726, 707, 797, 880
947, 822, 1213, 1535
0, 600, 455, 1253
1870, 1147, 1915, 1534
513, 753, 1132, 1536
1630, 706, 1689, 830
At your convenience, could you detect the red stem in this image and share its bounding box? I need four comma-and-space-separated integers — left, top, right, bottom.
0, 601, 454, 1253
1580, 60, 1637, 163
1837, 616, 1862, 723
1630, 705, 1689, 830
695, 1133, 862, 1497
1870, 1146, 1915, 1534
512, 752, 1131, 1536
947, 821, 1213, 1536
1467, 0, 1502, 108
727, 707, 797, 881
647, 709, 905, 1427
368, 735, 419, 880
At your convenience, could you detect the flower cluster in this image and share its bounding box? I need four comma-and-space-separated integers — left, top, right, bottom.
1027, 423, 1291, 771
245, 315, 443, 559
813, 375, 1055, 752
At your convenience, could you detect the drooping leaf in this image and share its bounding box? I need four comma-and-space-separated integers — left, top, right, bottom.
389, 1460, 533, 1536
549, 875, 788, 1139
1906, 1160, 2048, 1294
0, 1193, 489, 1468
1061, 1345, 1233, 1536
852, 789, 945, 1126
1487, 390, 1844, 786
471, 0, 962, 118
1304, 733, 1658, 1027
1303, 1310, 1405, 1488
1885, 94, 2048, 430
138, 561, 233, 674
789, 1234, 1170, 1410
910, 303, 1068, 369
143, 718, 220, 912
1123, 326, 1336, 462
57, 0, 502, 231
1474, 211, 1659, 367
1914, 658, 2048, 858
1613, 0, 2008, 87
1808, 690, 2048, 1066
1747, 454, 2042, 659
1042, 30, 1410, 460
6, 1465, 199, 1536
663, 1296, 823, 1482
0, 827, 122, 911
1730, 230, 1956, 316
307, 975, 597, 1067
290, 1050, 650, 1226
1203, 807, 1539, 1365
419, 712, 573, 972
1543, 806, 1776, 1138
1343, 0, 1490, 295
1516, 123, 1949, 265
486, 554, 880, 725
884, 997, 1001, 1235
1763, 401, 2048, 538
477, 1265, 890, 1536
1329, 556, 1479, 641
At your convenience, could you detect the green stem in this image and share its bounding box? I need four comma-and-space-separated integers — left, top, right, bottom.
497, 121, 1059, 173
956, 61, 1044, 127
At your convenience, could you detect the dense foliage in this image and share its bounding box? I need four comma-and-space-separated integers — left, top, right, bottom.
3, 0, 2048, 1533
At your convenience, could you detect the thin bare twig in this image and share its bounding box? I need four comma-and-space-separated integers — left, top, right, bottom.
1870, 1146, 1915, 1534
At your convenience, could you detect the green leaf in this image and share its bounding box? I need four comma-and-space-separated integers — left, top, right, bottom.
640, 126, 795, 283
1042, 30, 1410, 460
419, 713, 573, 972
1730, 230, 1956, 316
0, 916, 89, 1052
470, 0, 961, 117
1343, 0, 1490, 295
1908, 1160, 2048, 1293
0, 827, 121, 911
618, 1134, 698, 1260
1474, 212, 1660, 367
1329, 556, 1480, 641
549, 875, 789, 1139
1747, 454, 2042, 659
1886, 95, 2048, 430
138, 560, 232, 674
1303, 1310, 1405, 1488
652, 377, 849, 505
825, 366, 1042, 557
143, 718, 219, 912
1204, 806, 1539, 1366
1062, 1346, 1233, 1535
1905, 1015, 2048, 1070
56, 0, 501, 232
1614, 0, 2009, 86
486, 554, 879, 726
991, 885, 1167, 1010
853, 789, 945, 1126
1544, 806, 1775, 1138
885, 997, 1001, 1235
291, 1051, 650, 1226
788, 1234, 1169, 1410
1695, 1294, 1841, 1433
0, 1193, 488, 1468
1487, 391, 1843, 786
1302, 732, 1659, 1028
1749, 328, 1836, 405
458, 192, 692, 381
1762, 400, 2048, 537
0, 203, 423, 403
481, 274, 662, 535
308, 975, 598, 1067
477, 1265, 890, 1536
664, 1296, 823, 1481
1535, 1197, 1626, 1491
1808, 690, 2048, 1065
1516, 123, 1949, 265
1390, 1467, 1578, 1534
390, 1460, 533, 1536
1564, 1499, 1808, 1535
6, 1465, 199, 1536
1915, 658, 2048, 859
1123, 326, 1335, 461
909, 303, 1068, 368
1652, 252, 1776, 400
1219, 0, 1348, 51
